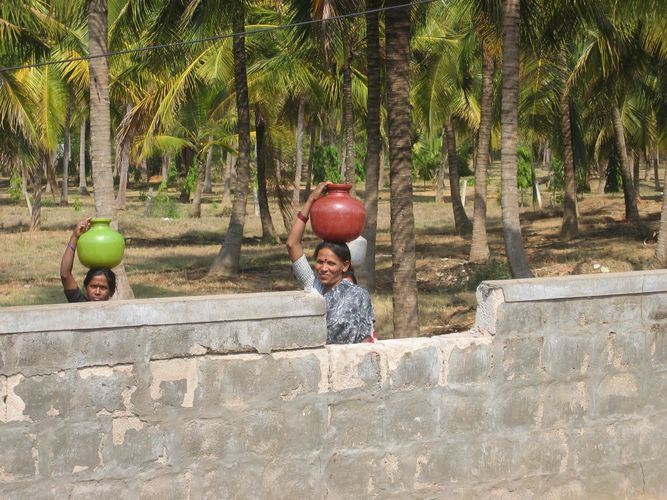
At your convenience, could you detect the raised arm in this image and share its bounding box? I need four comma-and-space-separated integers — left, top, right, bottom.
286, 181, 328, 262
60, 218, 90, 290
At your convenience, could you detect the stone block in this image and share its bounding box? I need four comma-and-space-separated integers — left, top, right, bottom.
0, 425, 37, 481
37, 421, 107, 478
542, 335, 595, 380
500, 336, 544, 383
180, 398, 326, 462
537, 479, 585, 500
171, 417, 236, 465
605, 331, 648, 370
328, 397, 384, 448
636, 413, 667, 461
103, 417, 167, 472
0, 480, 74, 500
646, 369, 667, 411
495, 302, 548, 337
387, 345, 441, 390
639, 458, 667, 499
642, 291, 667, 323
569, 427, 620, 470
192, 455, 322, 499
496, 297, 642, 338
69, 479, 136, 499
495, 386, 541, 429
149, 358, 199, 410
540, 381, 590, 428
328, 346, 384, 393
138, 471, 192, 500
518, 430, 569, 477
649, 327, 667, 368
71, 365, 136, 418
323, 450, 386, 498
383, 390, 440, 442
578, 464, 645, 499
1, 328, 145, 377
467, 436, 521, 482
594, 372, 642, 417
605, 417, 646, 465
440, 389, 492, 434
447, 341, 492, 384
11, 371, 73, 422
229, 400, 326, 458
195, 351, 323, 413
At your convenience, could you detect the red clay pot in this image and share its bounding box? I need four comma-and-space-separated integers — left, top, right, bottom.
310, 184, 366, 242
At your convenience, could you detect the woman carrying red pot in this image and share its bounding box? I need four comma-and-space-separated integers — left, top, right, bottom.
286, 182, 375, 344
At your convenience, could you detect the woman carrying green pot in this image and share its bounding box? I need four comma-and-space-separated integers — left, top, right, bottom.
60, 218, 117, 302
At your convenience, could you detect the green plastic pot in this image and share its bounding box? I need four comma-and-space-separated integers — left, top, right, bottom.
77, 218, 125, 269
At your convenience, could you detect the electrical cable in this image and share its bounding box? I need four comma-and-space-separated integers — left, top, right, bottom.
0, 0, 437, 74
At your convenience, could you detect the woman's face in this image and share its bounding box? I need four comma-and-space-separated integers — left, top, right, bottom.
86, 274, 111, 301
315, 247, 350, 290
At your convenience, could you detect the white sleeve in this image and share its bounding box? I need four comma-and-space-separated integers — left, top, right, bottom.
292, 254, 322, 293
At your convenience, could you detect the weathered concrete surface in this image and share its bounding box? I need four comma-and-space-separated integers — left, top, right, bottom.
1, 272, 667, 499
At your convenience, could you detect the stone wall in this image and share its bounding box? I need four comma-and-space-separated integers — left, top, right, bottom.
1, 271, 667, 499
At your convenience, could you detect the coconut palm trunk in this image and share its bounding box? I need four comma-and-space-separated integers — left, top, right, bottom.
435, 156, 446, 204
559, 84, 578, 240
209, 9, 252, 276
115, 105, 133, 210
386, 0, 419, 337
255, 105, 280, 243
191, 155, 205, 218
114, 137, 130, 210
88, 0, 133, 299
30, 158, 43, 231
469, 43, 494, 262
222, 153, 234, 205
444, 118, 472, 235
204, 141, 214, 193
653, 156, 667, 266
45, 151, 60, 200
292, 95, 306, 208
304, 122, 316, 198
361, 0, 382, 290
633, 151, 640, 199
342, 42, 356, 195
60, 108, 71, 206
611, 104, 645, 237
652, 147, 660, 192
78, 119, 88, 194
500, 0, 533, 278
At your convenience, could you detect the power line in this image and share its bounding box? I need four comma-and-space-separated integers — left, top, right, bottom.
0, 0, 437, 74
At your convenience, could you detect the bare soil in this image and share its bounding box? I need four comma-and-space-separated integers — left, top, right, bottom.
0, 177, 662, 339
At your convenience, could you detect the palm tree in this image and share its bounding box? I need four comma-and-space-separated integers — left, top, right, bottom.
500, 0, 532, 278
469, 1, 502, 263
444, 117, 472, 234
469, 34, 494, 262
209, 1, 252, 277
361, 0, 382, 290
386, 0, 419, 336
411, 3, 476, 235
88, 0, 134, 298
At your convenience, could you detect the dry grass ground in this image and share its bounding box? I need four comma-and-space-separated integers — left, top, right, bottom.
0, 169, 663, 339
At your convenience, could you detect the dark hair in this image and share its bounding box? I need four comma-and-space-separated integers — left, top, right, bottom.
314, 240, 351, 264
84, 268, 117, 296
343, 268, 357, 284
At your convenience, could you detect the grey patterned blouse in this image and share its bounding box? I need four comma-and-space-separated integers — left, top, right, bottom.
292, 255, 374, 344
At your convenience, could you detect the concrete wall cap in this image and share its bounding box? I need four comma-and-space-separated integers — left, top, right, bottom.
482, 269, 667, 303
0, 290, 326, 335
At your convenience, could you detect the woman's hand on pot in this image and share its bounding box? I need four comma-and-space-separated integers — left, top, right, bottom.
310, 181, 329, 201
73, 218, 91, 238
